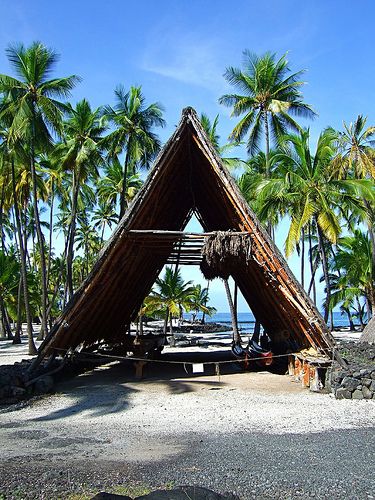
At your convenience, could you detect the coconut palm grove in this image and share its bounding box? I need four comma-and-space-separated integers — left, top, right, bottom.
0, 42, 374, 354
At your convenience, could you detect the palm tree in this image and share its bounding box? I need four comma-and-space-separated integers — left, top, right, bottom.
334, 115, 375, 314
0, 137, 12, 253
97, 156, 143, 216
219, 51, 315, 251
75, 218, 101, 278
54, 99, 106, 299
0, 122, 37, 353
329, 273, 360, 331
219, 51, 316, 181
334, 115, 375, 179
0, 250, 19, 340
146, 267, 195, 339
92, 202, 118, 244
331, 230, 374, 321
254, 128, 374, 321
238, 149, 283, 233
0, 41, 80, 337
200, 113, 242, 170
103, 85, 165, 219
186, 284, 216, 323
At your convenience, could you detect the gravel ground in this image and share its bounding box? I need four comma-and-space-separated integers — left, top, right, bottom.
0, 358, 375, 499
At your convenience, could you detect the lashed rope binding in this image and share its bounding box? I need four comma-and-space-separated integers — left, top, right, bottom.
200, 231, 252, 280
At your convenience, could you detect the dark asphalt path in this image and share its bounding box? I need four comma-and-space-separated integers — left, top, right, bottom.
1, 428, 374, 499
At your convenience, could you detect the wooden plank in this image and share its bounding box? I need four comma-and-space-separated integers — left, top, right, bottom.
288, 355, 295, 376
302, 360, 310, 388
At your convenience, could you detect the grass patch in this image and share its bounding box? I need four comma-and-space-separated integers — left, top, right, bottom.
111, 483, 152, 496
67, 493, 95, 500
67, 482, 153, 499
0, 489, 26, 500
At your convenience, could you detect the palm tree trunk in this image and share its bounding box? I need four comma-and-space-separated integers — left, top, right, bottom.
224, 279, 241, 344
31, 226, 36, 272
356, 296, 365, 329
101, 224, 106, 245
46, 182, 55, 295
316, 219, 331, 324
264, 110, 270, 178
0, 300, 5, 339
85, 241, 90, 277
366, 297, 371, 323
0, 299, 12, 339
30, 109, 48, 339
11, 158, 36, 355
362, 199, 375, 317
308, 224, 317, 304
47, 229, 70, 318
330, 310, 334, 330
139, 313, 143, 335
163, 309, 168, 335
344, 308, 355, 332
0, 179, 6, 253
13, 274, 22, 344
367, 287, 375, 320
300, 227, 305, 289
263, 110, 272, 237
202, 281, 210, 325
13, 275, 22, 344
252, 320, 261, 344
119, 136, 132, 220
3, 304, 13, 340
37, 192, 52, 340
66, 169, 80, 300
63, 282, 68, 309
367, 224, 375, 317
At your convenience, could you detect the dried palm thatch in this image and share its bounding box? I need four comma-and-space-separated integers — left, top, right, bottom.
200, 231, 252, 280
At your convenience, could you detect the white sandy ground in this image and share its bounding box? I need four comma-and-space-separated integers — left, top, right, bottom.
1, 331, 375, 466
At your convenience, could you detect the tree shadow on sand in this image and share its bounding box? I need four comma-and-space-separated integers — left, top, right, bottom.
27, 348, 274, 422
30, 362, 138, 421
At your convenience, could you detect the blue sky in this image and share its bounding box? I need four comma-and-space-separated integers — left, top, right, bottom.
1, 0, 374, 311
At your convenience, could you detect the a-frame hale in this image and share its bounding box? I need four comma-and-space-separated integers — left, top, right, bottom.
36, 107, 336, 363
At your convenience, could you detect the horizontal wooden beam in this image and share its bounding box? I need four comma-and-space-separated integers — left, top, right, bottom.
127, 230, 250, 238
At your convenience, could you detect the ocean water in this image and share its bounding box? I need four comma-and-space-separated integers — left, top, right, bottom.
183, 311, 358, 331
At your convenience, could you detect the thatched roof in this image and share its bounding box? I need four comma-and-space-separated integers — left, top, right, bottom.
36, 107, 336, 362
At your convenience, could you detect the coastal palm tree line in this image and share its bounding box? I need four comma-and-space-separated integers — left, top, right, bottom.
0, 42, 374, 354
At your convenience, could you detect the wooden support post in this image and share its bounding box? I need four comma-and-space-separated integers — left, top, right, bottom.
309, 366, 325, 392
294, 357, 302, 381
301, 360, 310, 388
134, 361, 147, 379
288, 355, 295, 376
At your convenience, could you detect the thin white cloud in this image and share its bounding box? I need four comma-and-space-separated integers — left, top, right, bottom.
141, 31, 226, 92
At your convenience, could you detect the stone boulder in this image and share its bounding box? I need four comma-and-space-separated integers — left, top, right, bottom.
138, 486, 239, 499
91, 493, 131, 499
91, 487, 239, 500
33, 375, 54, 395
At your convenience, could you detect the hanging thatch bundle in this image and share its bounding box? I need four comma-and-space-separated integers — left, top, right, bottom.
200, 231, 252, 280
